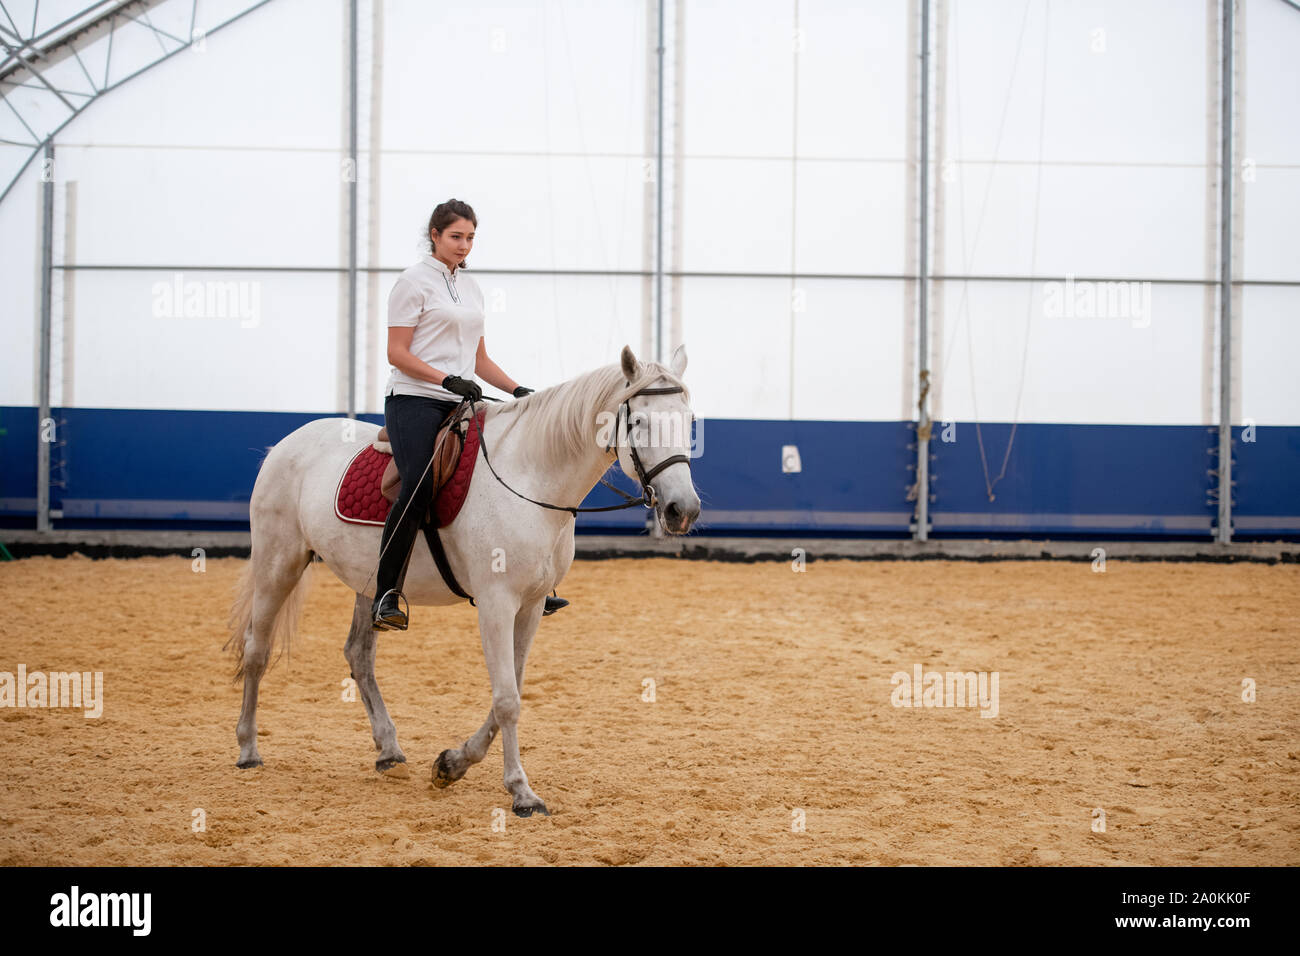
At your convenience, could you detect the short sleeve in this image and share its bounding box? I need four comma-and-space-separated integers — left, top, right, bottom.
387, 276, 423, 328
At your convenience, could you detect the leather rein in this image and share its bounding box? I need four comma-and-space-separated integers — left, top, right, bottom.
464, 383, 692, 516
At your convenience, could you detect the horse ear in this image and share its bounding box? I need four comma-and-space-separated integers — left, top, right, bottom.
669, 343, 688, 378
620, 345, 641, 381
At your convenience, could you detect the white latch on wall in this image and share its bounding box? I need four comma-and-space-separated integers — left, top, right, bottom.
781, 445, 801, 474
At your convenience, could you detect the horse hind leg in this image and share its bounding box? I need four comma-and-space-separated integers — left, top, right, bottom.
343, 593, 409, 779
233, 549, 313, 768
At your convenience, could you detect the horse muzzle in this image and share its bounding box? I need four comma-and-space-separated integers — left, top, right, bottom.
658, 498, 700, 535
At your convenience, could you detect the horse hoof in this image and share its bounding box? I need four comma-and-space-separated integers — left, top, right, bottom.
432, 750, 462, 789
376, 757, 409, 779
236, 758, 263, 769
513, 802, 550, 818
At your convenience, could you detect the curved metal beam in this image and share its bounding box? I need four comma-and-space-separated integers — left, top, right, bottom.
0, 0, 273, 207
0, 1, 142, 83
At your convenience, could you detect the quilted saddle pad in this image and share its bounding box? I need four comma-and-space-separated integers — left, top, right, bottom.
334, 410, 485, 529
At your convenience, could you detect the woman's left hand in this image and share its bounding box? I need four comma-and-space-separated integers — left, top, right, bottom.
513, 385, 535, 398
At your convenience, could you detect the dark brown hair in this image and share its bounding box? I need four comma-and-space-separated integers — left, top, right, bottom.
428, 199, 477, 267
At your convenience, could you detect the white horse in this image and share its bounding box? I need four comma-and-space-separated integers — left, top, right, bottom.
225, 344, 700, 816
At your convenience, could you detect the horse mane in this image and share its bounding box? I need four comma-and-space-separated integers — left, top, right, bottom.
482, 360, 691, 474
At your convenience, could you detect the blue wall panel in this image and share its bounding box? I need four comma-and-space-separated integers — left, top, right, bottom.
1, 406, 1297, 538
0, 406, 39, 515
0, 407, 381, 526
1234, 425, 1300, 536
680, 419, 914, 534
928, 422, 1217, 536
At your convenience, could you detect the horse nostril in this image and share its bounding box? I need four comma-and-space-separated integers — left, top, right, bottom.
665, 503, 681, 522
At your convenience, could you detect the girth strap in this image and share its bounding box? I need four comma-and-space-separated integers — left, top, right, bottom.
421, 522, 475, 606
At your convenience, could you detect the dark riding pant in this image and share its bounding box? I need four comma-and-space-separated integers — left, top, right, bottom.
375, 392, 462, 601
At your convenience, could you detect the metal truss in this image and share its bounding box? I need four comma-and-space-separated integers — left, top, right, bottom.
0, 0, 271, 205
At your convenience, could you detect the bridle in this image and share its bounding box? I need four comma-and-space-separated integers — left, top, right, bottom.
467, 380, 693, 516
603, 384, 693, 509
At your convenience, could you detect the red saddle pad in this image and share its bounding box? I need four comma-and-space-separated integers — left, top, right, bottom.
334, 410, 485, 529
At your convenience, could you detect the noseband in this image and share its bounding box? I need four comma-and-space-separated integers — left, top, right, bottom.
468, 380, 693, 516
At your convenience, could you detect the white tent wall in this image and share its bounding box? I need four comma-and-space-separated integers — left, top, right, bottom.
933, 0, 1212, 428
1241, 0, 1300, 428
678, 0, 911, 421
373, 0, 649, 411
1, 0, 347, 412
1242, 0, 1300, 283
1243, 286, 1300, 427
3, 0, 1297, 427
682, 277, 907, 421
0, 162, 39, 405
935, 280, 1207, 426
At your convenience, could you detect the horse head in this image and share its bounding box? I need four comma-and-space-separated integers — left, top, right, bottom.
615, 343, 701, 535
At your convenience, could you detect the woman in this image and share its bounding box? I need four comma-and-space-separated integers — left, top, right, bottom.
373, 198, 568, 630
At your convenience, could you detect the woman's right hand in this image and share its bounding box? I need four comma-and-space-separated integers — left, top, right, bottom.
441, 374, 483, 402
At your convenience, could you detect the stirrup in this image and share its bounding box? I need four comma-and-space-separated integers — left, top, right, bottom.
373, 588, 409, 631
543, 592, 569, 616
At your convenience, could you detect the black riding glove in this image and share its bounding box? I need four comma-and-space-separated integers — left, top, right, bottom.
441, 374, 482, 402
513, 385, 535, 398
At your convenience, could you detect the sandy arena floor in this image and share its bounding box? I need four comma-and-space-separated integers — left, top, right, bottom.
0, 554, 1297, 866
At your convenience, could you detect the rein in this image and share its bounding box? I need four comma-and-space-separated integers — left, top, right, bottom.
465, 383, 692, 516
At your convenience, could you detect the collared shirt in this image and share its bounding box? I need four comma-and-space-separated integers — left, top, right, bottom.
384, 253, 486, 401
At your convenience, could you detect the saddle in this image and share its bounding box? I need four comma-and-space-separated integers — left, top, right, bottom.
334, 405, 483, 530
374, 409, 469, 511
333, 407, 485, 607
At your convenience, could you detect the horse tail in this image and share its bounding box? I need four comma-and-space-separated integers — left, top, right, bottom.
223, 550, 314, 684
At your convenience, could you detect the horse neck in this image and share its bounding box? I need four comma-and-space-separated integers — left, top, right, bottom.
488, 383, 619, 513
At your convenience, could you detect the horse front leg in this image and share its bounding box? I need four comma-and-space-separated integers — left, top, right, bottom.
343, 592, 408, 778
453, 593, 548, 816
433, 597, 544, 793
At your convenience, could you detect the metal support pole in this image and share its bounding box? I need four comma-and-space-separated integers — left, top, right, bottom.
37, 138, 54, 533
647, 0, 667, 536
668, 0, 686, 356
347, 0, 359, 419
788, 0, 801, 420
654, 0, 665, 364
914, 0, 932, 541
1216, 0, 1234, 543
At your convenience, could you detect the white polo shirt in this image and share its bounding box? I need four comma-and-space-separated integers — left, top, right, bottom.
384, 253, 485, 402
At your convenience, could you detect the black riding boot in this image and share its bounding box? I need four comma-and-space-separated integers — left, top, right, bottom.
373, 589, 408, 630
372, 520, 415, 631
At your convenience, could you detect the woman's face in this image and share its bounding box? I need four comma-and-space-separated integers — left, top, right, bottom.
432, 217, 475, 265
